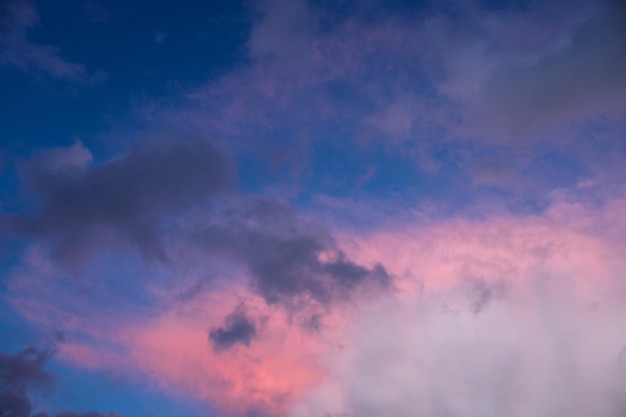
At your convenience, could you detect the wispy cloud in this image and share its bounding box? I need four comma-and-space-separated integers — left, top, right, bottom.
0, 0, 103, 82
2, 1, 626, 416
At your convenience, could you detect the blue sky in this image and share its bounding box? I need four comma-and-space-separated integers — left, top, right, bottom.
2, 1, 626, 416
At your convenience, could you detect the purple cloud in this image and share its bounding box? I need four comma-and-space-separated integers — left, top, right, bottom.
209, 305, 257, 350
191, 197, 390, 305
8, 136, 235, 264
0, 346, 54, 417
4, 137, 389, 308
0, 0, 102, 82
0, 346, 124, 417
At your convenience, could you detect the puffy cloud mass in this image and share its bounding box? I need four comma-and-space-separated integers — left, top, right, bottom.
5, 137, 388, 306
0, 345, 120, 417
462, 0, 626, 138
292, 201, 626, 417
0, 347, 53, 417
209, 306, 257, 350
2, 0, 626, 416
294, 291, 626, 417
190, 197, 390, 304
8, 137, 235, 264
8, 197, 626, 417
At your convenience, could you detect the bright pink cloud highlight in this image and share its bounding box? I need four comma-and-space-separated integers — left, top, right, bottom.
7, 197, 626, 416
126, 290, 329, 416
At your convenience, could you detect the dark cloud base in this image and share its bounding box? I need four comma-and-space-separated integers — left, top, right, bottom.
4, 139, 390, 308
193, 197, 390, 305
8, 136, 235, 264
209, 307, 257, 350
0, 346, 119, 417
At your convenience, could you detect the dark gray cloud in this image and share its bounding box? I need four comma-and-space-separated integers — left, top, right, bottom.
9, 137, 235, 264
431, 0, 626, 140
209, 307, 257, 350
1, 391, 31, 417
193, 197, 390, 304
475, 1, 626, 137
5, 137, 388, 307
0, 346, 122, 417
0, 347, 53, 417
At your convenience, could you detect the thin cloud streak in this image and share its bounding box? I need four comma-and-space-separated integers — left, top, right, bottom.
0, 0, 103, 82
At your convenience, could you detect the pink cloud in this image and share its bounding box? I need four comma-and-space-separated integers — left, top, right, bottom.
125, 290, 330, 416
339, 198, 626, 298
7, 267, 336, 416
293, 197, 626, 417
8, 195, 626, 416
57, 343, 130, 373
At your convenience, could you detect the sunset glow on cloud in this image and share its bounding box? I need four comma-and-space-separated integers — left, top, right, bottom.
2, 1, 626, 417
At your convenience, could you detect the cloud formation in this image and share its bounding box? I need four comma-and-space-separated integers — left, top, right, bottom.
453, 0, 626, 139
294, 284, 626, 417
157, 0, 626, 194
8, 195, 625, 417
0, 347, 53, 417
5, 138, 389, 307
2, 1, 626, 416
9, 137, 235, 264
293, 199, 626, 417
209, 306, 257, 350
192, 197, 390, 304
0, 0, 101, 81
0, 345, 125, 417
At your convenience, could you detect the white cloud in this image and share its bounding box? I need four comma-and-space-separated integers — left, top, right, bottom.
294, 205, 626, 417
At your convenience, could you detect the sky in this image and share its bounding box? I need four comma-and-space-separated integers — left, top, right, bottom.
1, 0, 626, 416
